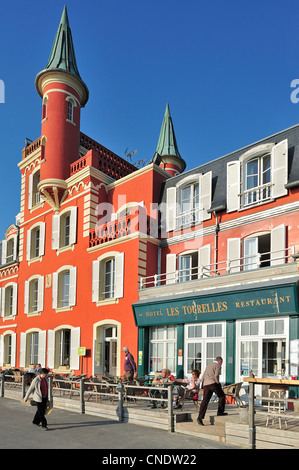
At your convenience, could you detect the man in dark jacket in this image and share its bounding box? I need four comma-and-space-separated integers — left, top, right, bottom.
122, 347, 137, 381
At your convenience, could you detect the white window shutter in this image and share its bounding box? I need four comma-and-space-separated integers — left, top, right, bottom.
26, 229, 31, 261
166, 187, 177, 232
69, 267, 77, 306
47, 330, 55, 369
69, 207, 78, 245
227, 238, 241, 273
12, 284, 18, 316
0, 288, 2, 317
52, 272, 58, 309
198, 244, 211, 277
227, 161, 240, 212
0, 335, 3, 366
166, 253, 177, 284
2, 240, 7, 264
24, 280, 29, 314
19, 332, 26, 368
271, 224, 286, 266
38, 330, 47, 367
70, 327, 80, 370
39, 223, 46, 256
13, 235, 17, 261
38, 276, 44, 312
272, 140, 288, 198
92, 260, 100, 302
11, 333, 16, 367
200, 172, 212, 221
115, 252, 124, 298
1, 287, 5, 316
28, 173, 33, 210
52, 214, 60, 249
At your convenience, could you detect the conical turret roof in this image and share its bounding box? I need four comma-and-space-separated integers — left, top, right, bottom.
151, 103, 186, 172
35, 6, 89, 106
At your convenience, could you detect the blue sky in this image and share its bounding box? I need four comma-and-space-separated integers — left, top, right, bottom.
0, 0, 299, 238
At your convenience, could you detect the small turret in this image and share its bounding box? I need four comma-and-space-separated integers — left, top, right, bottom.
151, 103, 186, 176
35, 6, 89, 211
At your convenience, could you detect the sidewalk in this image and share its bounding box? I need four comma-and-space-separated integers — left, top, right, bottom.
0, 397, 237, 451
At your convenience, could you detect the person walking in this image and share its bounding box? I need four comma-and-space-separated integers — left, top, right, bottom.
197, 356, 227, 425
122, 347, 137, 381
24, 368, 50, 430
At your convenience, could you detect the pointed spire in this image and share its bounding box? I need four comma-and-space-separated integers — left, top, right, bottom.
151, 103, 186, 174
155, 103, 181, 159
35, 6, 88, 106
45, 6, 81, 78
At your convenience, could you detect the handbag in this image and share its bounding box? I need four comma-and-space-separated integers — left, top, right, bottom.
45, 400, 53, 415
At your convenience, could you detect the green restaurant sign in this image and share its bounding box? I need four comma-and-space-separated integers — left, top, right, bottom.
132, 283, 299, 327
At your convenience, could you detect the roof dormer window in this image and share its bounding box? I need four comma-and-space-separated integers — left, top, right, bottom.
226, 140, 288, 212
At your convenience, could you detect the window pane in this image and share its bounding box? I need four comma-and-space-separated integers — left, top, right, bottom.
265, 321, 274, 335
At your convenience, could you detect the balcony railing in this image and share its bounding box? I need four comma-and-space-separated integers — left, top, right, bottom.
73, 132, 137, 180
89, 213, 151, 248
139, 246, 296, 290
240, 182, 272, 207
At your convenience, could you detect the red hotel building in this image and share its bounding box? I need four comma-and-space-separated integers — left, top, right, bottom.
1, 8, 299, 397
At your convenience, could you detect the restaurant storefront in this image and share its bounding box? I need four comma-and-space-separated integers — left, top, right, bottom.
132, 280, 299, 385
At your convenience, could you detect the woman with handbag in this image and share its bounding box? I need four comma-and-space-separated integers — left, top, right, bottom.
24, 368, 50, 430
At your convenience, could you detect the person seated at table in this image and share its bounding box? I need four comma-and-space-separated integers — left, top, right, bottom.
152, 369, 173, 384
172, 369, 201, 409
150, 369, 174, 408
35, 364, 42, 373
29, 364, 36, 373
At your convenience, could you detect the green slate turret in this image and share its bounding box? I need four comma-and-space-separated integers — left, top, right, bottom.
35, 5, 89, 107
151, 103, 186, 176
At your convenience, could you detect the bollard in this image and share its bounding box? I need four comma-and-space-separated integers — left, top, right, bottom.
22, 375, 26, 398
167, 384, 175, 432
0, 373, 4, 398
248, 381, 256, 449
116, 382, 124, 422
80, 378, 85, 414
48, 375, 54, 406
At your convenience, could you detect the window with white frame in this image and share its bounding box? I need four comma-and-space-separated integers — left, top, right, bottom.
66, 96, 77, 124
226, 140, 288, 212
1, 232, 17, 266
28, 169, 41, 209
29, 332, 39, 364
166, 245, 211, 285
149, 325, 177, 375
24, 276, 44, 314
26, 223, 45, 260
243, 153, 271, 206
178, 252, 198, 282
185, 322, 225, 377
19, 330, 46, 369
178, 182, 199, 227
92, 252, 124, 303
227, 224, 287, 273
165, 172, 212, 232
0, 283, 18, 317
0, 333, 16, 367
52, 267, 77, 310
52, 207, 77, 250
237, 317, 288, 379
47, 327, 80, 370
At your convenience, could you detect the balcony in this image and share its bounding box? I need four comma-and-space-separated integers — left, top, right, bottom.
139, 246, 298, 299
71, 133, 137, 181
89, 213, 152, 248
